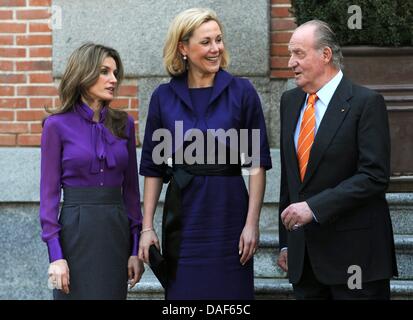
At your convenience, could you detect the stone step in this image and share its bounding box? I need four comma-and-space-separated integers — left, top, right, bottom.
128, 271, 413, 300
386, 193, 413, 234
367, 84, 413, 96
255, 232, 413, 280
128, 268, 165, 300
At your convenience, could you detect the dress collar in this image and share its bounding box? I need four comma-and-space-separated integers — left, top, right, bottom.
169, 68, 234, 111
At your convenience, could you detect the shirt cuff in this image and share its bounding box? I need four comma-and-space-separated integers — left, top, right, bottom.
131, 232, 139, 256
280, 247, 288, 252
47, 237, 64, 263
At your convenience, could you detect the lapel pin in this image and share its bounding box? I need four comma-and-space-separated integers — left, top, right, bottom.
341, 108, 345, 112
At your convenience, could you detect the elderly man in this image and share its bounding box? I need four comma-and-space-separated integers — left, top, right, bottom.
277, 20, 398, 299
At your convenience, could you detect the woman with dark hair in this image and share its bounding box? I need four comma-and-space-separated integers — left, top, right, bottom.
139, 8, 272, 299
39, 43, 144, 300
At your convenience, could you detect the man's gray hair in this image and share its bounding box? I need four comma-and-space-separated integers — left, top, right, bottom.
300, 19, 344, 70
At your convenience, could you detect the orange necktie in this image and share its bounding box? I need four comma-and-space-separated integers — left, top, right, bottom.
297, 93, 318, 181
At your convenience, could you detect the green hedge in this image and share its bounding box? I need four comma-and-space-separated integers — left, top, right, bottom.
290, 0, 412, 46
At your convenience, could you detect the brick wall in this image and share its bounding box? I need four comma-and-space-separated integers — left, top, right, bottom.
0, 0, 139, 147
270, 0, 295, 79
1, 0, 297, 147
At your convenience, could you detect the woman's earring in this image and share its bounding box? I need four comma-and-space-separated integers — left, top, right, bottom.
183, 55, 187, 60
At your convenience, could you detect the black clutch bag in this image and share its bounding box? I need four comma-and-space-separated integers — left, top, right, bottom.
148, 245, 167, 289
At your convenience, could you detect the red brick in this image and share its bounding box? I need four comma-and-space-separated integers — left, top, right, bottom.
16, 110, 46, 121
0, 134, 16, 146
29, 97, 53, 108
271, 32, 293, 44
271, 56, 291, 69
29, 47, 51, 57
272, 19, 296, 31
129, 98, 138, 109
0, 98, 26, 108
0, 74, 26, 83
0, 10, 13, 19
17, 85, 57, 96
30, 122, 42, 133
0, 61, 13, 71
29, 73, 52, 83
0, 35, 13, 45
0, 47, 26, 58
0, 0, 26, 6
29, 23, 50, 32
0, 86, 14, 95
16, 60, 51, 71
17, 9, 50, 20
270, 70, 294, 79
16, 34, 51, 45
118, 85, 138, 97
29, 0, 51, 6
17, 134, 41, 146
0, 110, 14, 121
0, 23, 26, 33
271, 45, 290, 56
271, 7, 292, 18
0, 123, 28, 133
111, 99, 129, 109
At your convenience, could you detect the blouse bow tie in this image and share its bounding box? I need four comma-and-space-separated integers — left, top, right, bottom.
76, 102, 117, 174
90, 122, 117, 174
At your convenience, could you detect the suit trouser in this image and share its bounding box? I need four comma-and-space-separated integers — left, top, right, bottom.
292, 246, 390, 300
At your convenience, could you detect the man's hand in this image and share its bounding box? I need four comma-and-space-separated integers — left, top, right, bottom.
281, 201, 313, 231
277, 249, 288, 272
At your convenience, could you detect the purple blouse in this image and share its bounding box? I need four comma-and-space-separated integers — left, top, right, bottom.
39, 102, 142, 262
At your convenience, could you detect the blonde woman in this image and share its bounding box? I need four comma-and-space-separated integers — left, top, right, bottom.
139, 8, 272, 299
39, 43, 144, 299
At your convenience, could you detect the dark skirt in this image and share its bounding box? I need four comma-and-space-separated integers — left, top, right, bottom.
53, 187, 130, 300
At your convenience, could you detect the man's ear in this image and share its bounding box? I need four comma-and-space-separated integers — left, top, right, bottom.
322, 46, 333, 64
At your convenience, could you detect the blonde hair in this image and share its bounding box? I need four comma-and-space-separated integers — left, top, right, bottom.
163, 8, 230, 76
45, 43, 128, 138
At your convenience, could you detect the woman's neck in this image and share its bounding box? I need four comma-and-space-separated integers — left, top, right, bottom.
187, 70, 215, 88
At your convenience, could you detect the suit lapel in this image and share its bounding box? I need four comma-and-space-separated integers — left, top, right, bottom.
284, 89, 306, 184
301, 77, 353, 188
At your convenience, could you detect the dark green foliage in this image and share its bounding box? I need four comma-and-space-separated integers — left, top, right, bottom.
290, 0, 412, 46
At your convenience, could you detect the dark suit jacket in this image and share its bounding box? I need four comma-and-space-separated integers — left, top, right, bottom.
279, 76, 398, 285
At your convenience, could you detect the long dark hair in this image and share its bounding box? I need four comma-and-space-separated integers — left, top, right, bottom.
45, 43, 128, 138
